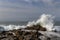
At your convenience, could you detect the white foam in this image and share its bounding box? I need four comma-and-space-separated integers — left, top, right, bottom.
0, 25, 26, 31
27, 21, 36, 27
54, 26, 60, 32
0, 14, 59, 32
36, 14, 55, 31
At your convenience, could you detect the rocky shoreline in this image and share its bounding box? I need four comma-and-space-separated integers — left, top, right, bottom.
0, 24, 60, 40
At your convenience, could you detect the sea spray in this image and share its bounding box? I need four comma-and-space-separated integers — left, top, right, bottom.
0, 25, 26, 31
27, 14, 55, 31
27, 21, 36, 27
0, 14, 55, 31
36, 14, 55, 31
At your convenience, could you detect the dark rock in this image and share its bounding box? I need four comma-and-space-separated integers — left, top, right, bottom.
0, 24, 58, 40
25, 24, 46, 31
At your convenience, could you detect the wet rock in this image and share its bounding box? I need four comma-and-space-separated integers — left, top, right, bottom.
0, 25, 59, 40
25, 24, 46, 31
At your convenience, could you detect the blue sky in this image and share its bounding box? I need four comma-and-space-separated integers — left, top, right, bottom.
0, 0, 60, 21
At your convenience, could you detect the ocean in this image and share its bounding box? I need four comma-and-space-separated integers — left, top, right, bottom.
0, 14, 60, 40
0, 21, 28, 25
0, 14, 60, 31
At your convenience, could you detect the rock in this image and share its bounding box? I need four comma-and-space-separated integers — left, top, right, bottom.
0, 25, 59, 40
25, 24, 46, 31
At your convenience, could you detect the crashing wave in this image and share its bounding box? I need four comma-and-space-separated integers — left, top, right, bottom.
27, 14, 55, 31
0, 14, 60, 32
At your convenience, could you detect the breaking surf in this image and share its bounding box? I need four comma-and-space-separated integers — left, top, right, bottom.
0, 14, 60, 32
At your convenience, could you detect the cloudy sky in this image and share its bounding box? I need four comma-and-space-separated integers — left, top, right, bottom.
0, 0, 60, 21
